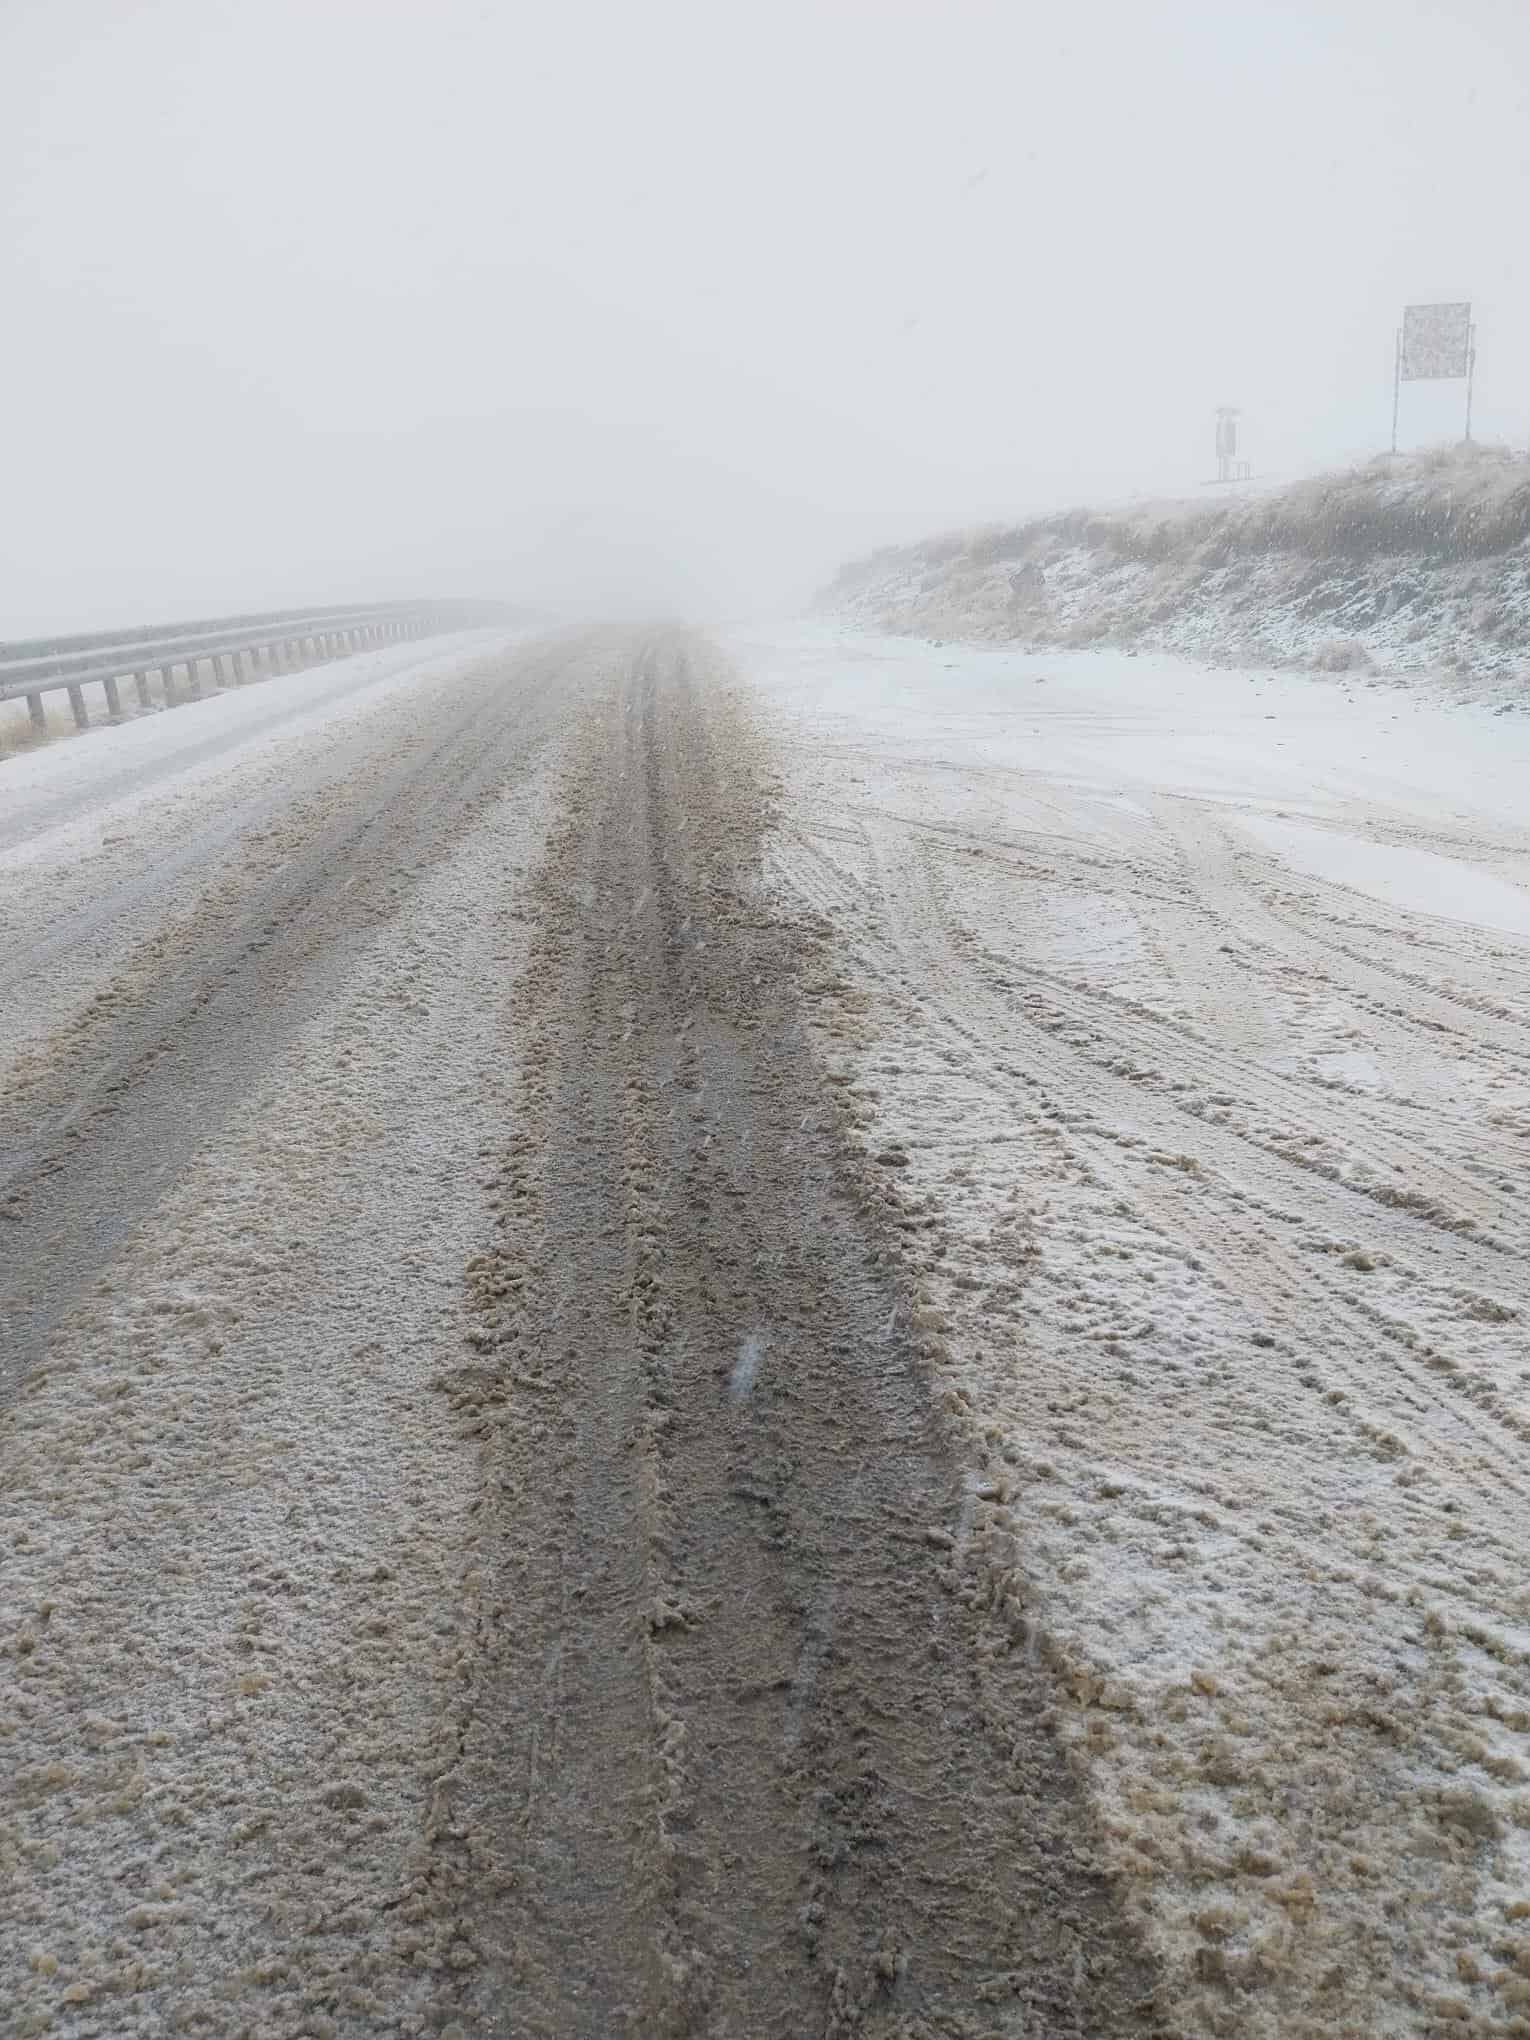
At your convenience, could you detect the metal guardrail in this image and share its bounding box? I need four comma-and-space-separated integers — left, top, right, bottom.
0, 599, 519, 734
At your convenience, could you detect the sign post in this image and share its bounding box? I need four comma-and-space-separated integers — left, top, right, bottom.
1391, 328, 1402, 454
1211, 407, 1249, 482
1394, 302, 1475, 450
1215, 407, 1237, 482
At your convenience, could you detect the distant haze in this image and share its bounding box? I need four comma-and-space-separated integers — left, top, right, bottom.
4, 0, 1528, 632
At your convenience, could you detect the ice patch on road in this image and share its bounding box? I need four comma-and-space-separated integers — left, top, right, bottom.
1236, 810, 1530, 939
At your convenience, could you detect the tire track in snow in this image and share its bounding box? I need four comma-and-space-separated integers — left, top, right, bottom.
427, 634, 1167, 2039
752, 640, 1530, 2038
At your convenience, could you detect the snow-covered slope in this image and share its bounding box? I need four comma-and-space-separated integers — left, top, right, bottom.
820, 445, 1530, 706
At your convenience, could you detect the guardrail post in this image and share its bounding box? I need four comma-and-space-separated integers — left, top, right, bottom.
185, 658, 202, 699
161, 664, 177, 706
103, 674, 123, 719
67, 683, 89, 730
232, 649, 247, 683
134, 671, 151, 711
213, 654, 229, 687
27, 692, 46, 732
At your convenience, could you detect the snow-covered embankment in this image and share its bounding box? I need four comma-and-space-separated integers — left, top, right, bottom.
821, 445, 1530, 706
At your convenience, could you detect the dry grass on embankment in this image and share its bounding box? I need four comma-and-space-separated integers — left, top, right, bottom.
0, 704, 68, 757
821, 443, 1530, 704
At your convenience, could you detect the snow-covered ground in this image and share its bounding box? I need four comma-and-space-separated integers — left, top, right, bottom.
743, 623, 1530, 2039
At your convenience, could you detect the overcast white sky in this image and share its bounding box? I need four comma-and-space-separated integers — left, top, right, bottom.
3, 0, 1528, 632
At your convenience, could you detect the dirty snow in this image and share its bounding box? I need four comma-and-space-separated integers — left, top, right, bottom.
0, 636, 566, 2037
746, 621, 1530, 2039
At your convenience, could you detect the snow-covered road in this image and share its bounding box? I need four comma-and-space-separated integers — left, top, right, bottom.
1, 628, 564, 1386
744, 624, 1530, 2038
1, 630, 594, 2034
2, 629, 1160, 2040
8, 618, 1530, 2038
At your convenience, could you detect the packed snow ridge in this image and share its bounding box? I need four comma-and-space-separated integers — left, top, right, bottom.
819, 443, 1530, 707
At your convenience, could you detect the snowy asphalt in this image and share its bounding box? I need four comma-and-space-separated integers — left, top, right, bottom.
7, 620, 1530, 2037
0, 629, 1164, 2039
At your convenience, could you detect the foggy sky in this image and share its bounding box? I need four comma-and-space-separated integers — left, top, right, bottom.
4, 0, 1529, 634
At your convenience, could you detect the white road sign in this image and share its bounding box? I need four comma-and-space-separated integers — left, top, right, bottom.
1400, 302, 1472, 380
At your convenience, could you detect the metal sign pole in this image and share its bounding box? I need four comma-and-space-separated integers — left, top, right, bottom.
1391, 328, 1402, 454
1465, 324, 1477, 443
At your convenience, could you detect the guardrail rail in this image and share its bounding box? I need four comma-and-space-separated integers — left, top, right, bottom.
0, 599, 520, 735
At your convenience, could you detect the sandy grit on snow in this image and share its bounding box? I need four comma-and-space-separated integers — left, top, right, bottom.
742, 623, 1530, 2040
